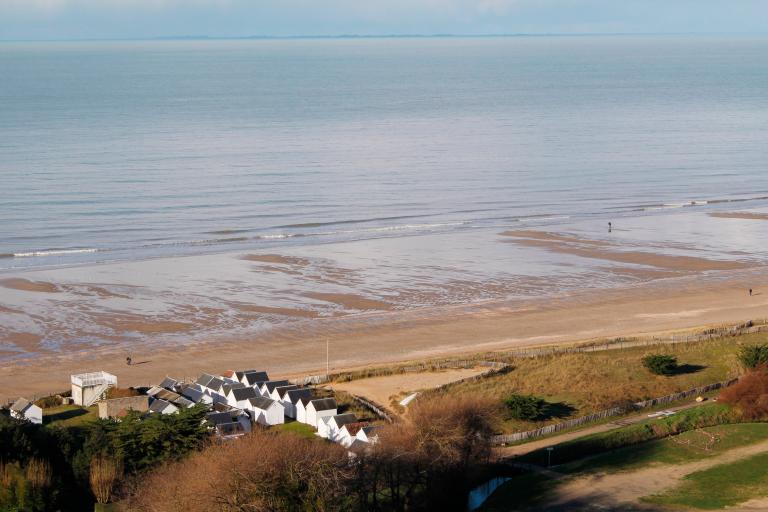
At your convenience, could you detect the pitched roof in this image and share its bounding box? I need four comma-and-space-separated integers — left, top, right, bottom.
248, 396, 278, 410
275, 385, 298, 399
235, 369, 257, 381
181, 386, 204, 402
172, 396, 195, 408
149, 399, 176, 414
286, 388, 313, 403
206, 411, 234, 425
153, 388, 181, 402
159, 377, 179, 390
243, 371, 270, 386
10, 398, 33, 414
195, 373, 215, 387
206, 377, 225, 391
221, 370, 235, 379
222, 382, 246, 396
297, 395, 315, 407
308, 398, 337, 412
232, 387, 258, 402
331, 413, 358, 428
262, 380, 290, 393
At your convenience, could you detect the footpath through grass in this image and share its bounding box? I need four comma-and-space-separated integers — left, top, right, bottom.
482, 405, 768, 511
645, 451, 768, 509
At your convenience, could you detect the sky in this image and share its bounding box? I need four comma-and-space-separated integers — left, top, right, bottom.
0, 0, 767, 41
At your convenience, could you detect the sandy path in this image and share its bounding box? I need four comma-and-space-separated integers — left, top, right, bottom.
535, 438, 768, 510
330, 367, 486, 408
3, 270, 768, 400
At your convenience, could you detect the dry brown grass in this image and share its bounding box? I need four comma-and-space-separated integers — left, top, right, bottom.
444, 333, 768, 433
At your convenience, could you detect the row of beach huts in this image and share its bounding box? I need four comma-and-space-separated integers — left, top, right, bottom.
10, 369, 380, 453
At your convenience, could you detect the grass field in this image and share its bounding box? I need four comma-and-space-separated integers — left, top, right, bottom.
483, 421, 768, 511
645, 451, 768, 509
43, 404, 99, 427
446, 332, 767, 433
272, 421, 318, 440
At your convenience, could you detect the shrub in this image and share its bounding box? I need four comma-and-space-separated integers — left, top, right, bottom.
504, 394, 547, 420
642, 354, 678, 376
720, 366, 768, 420
737, 344, 768, 370
34, 395, 61, 409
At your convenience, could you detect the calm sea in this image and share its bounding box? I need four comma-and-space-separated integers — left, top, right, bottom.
2, 36, 768, 270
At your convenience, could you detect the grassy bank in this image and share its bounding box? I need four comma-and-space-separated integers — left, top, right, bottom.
446, 332, 768, 433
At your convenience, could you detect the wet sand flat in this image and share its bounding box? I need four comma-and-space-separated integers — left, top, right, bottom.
0, 278, 60, 293
502, 230, 749, 272
710, 212, 768, 220
3, 270, 768, 399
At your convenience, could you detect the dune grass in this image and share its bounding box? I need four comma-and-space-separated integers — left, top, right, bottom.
447, 332, 768, 433
645, 451, 768, 509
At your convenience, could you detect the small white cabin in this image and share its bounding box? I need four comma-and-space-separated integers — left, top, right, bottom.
10, 398, 43, 425
304, 398, 337, 428
283, 388, 313, 419
247, 396, 285, 426
320, 413, 358, 442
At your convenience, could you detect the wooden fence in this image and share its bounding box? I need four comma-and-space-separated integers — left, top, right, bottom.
491, 378, 739, 445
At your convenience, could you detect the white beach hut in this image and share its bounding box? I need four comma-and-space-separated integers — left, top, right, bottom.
247, 396, 285, 426
10, 398, 43, 425
304, 397, 337, 428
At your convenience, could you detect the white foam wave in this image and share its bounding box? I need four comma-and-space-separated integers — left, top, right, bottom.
14, 248, 98, 258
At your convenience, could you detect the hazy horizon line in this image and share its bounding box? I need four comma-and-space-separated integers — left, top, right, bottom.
2, 31, 766, 43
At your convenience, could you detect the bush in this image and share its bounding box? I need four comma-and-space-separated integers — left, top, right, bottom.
642, 354, 678, 376
504, 394, 547, 421
720, 366, 768, 420
737, 344, 768, 370
34, 395, 62, 409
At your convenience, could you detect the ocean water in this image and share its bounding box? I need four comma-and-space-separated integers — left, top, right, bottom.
2, 36, 768, 271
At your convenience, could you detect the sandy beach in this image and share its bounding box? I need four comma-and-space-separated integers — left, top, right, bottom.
3, 210, 768, 400
2, 264, 768, 401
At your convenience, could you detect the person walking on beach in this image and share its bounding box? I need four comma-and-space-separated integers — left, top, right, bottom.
126, 355, 132, 366
608, 221, 612, 233
749, 288, 753, 296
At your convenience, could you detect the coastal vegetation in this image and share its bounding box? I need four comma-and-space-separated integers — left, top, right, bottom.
737, 343, 768, 369
122, 395, 498, 512
442, 332, 768, 433
642, 354, 678, 376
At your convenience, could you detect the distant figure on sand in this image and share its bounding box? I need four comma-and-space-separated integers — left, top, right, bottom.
749, 288, 753, 296
608, 222, 612, 233
126, 355, 132, 366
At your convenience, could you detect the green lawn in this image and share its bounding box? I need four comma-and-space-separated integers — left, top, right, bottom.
273, 421, 319, 440
645, 451, 768, 509
483, 419, 768, 511
43, 404, 99, 427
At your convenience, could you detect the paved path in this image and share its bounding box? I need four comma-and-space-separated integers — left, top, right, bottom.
497, 400, 707, 459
